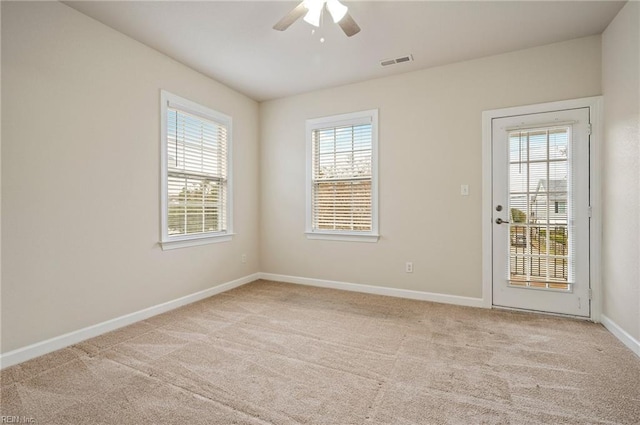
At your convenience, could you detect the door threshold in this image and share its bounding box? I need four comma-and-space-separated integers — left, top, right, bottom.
492, 305, 592, 321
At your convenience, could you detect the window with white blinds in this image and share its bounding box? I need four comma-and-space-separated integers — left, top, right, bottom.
160, 91, 232, 250
306, 110, 379, 242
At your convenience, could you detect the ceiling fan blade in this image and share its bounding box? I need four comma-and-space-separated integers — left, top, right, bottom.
337, 12, 361, 37
273, 2, 308, 31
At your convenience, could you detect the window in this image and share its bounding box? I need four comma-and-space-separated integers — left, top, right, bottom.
160, 91, 232, 250
306, 109, 379, 242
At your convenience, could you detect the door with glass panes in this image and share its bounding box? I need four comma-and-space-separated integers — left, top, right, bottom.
492, 108, 590, 317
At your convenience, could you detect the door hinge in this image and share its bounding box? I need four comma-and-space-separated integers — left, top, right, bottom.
587, 123, 592, 135
588, 206, 592, 217
588, 288, 593, 300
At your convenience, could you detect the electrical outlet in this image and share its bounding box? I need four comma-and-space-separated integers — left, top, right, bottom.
241, 254, 247, 264
405, 262, 413, 273
461, 184, 469, 196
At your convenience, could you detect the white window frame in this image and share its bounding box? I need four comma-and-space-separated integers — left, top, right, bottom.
160, 90, 233, 250
305, 109, 379, 243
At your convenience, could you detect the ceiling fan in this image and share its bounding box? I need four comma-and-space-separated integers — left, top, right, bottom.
273, 0, 361, 37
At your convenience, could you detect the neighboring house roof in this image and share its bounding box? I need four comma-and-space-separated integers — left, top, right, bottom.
538, 179, 567, 193
532, 179, 567, 203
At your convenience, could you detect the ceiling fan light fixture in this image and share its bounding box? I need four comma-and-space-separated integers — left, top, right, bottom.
303, 0, 324, 27
327, 0, 348, 23
274, 0, 360, 37
303, 10, 321, 27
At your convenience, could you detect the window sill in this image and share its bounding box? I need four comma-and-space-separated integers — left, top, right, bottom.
160, 233, 234, 250
305, 232, 379, 243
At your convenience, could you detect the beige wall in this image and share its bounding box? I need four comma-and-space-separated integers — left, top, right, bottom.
1, 2, 260, 352
260, 36, 602, 298
0, 1, 616, 357
602, 1, 640, 342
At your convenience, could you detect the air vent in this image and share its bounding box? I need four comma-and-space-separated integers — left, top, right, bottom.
380, 54, 414, 67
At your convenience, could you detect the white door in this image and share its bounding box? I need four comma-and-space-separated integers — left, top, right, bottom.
492, 108, 591, 317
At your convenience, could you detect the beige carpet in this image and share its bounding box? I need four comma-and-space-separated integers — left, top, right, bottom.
1, 280, 639, 424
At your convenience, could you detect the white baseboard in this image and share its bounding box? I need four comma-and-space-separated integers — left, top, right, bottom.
600, 314, 640, 358
0, 273, 261, 369
259, 273, 486, 308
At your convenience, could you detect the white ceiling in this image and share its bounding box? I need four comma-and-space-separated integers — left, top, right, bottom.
64, 1, 625, 102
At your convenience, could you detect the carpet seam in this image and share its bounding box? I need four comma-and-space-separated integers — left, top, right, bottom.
100, 350, 286, 425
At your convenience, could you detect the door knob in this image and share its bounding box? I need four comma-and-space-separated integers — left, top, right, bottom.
495, 218, 510, 224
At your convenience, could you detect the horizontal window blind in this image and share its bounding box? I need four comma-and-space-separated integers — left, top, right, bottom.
312, 123, 372, 231
507, 127, 573, 290
166, 107, 228, 236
